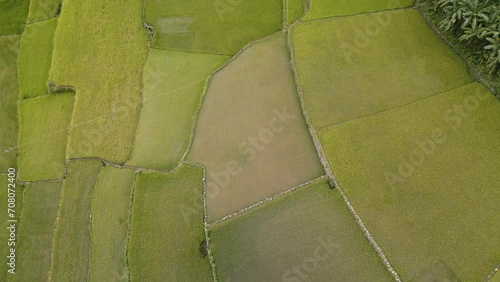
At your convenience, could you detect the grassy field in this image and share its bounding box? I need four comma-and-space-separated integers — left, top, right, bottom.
188, 33, 323, 221
210, 179, 392, 281
0, 36, 20, 172
18, 18, 57, 99
10, 181, 62, 282
89, 167, 135, 282
49, 0, 149, 164
286, 0, 304, 26
49, 159, 102, 282
145, 0, 283, 55
0, 174, 23, 280
128, 165, 211, 281
319, 82, 500, 281
304, 0, 414, 19
291, 9, 472, 128
27, 0, 62, 23
0, 0, 29, 35
17, 93, 74, 181
128, 50, 229, 170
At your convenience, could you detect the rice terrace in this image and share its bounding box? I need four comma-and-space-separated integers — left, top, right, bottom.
0, 0, 499, 281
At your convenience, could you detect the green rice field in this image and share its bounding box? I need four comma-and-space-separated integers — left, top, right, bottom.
17, 93, 74, 181
0, 36, 20, 171
291, 9, 472, 128
128, 165, 211, 281
145, 0, 283, 54
49, 0, 149, 163
26, 0, 61, 23
17, 18, 57, 99
0, 0, 29, 35
211, 179, 392, 281
319, 82, 500, 280
49, 159, 102, 281
10, 181, 62, 282
305, 0, 414, 20
1, 1, 499, 281
89, 167, 135, 282
128, 50, 229, 170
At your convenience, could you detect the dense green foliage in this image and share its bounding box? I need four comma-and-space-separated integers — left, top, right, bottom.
0, 0, 29, 35
433, 0, 500, 74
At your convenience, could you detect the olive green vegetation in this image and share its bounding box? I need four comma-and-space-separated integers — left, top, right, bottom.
0, 36, 20, 172
128, 165, 211, 281
89, 167, 135, 282
27, 0, 62, 23
49, 160, 102, 282
211, 179, 392, 281
188, 34, 323, 221
18, 18, 57, 99
128, 50, 229, 170
304, 0, 414, 19
0, 0, 29, 35
49, 0, 149, 164
17, 93, 74, 181
291, 8, 472, 128
319, 83, 500, 281
286, 0, 304, 25
10, 181, 62, 282
0, 174, 23, 280
145, 0, 283, 54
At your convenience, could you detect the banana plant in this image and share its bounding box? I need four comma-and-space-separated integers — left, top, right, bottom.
438, 0, 466, 31
461, 0, 492, 30
485, 36, 500, 74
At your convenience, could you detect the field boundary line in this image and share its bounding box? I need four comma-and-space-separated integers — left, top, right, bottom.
47, 165, 68, 281
300, 5, 414, 23
210, 175, 327, 226
124, 171, 138, 282
0, 34, 21, 39
125, 0, 156, 165
86, 167, 105, 281
316, 81, 474, 131
286, 24, 402, 282
18, 178, 65, 185
187, 162, 219, 282
484, 264, 500, 282
150, 47, 232, 57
